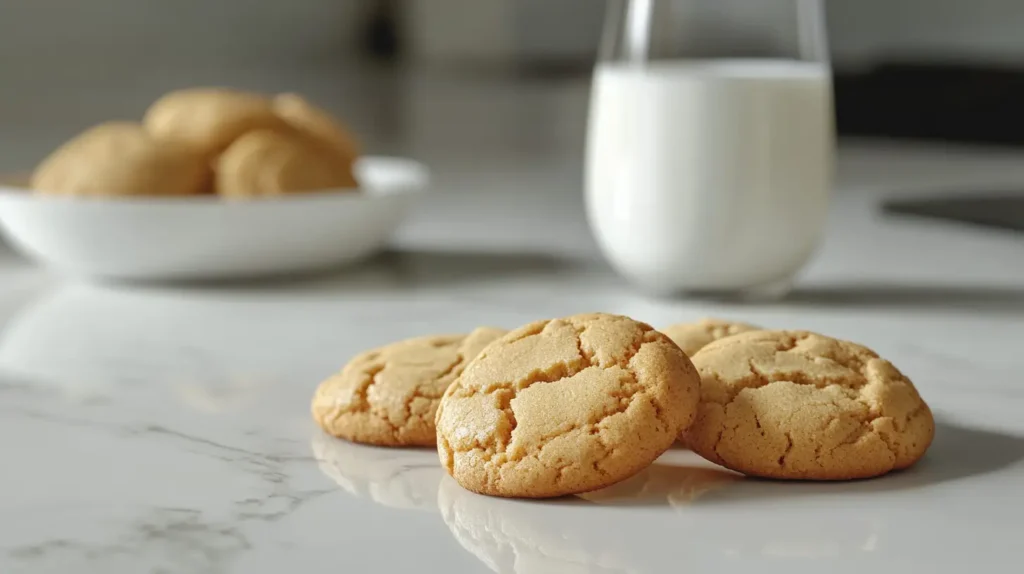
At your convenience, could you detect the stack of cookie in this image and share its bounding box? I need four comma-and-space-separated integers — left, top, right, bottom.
31, 88, 359, 198
312, 313, 935, 499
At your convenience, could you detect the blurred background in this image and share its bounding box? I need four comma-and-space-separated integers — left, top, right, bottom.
3, 0, 1024, 243
4, 0, 1024, 170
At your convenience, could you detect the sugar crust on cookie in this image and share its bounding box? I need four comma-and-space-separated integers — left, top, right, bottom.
313, 328, 505, 447
684, 330, 934, 480
436, 313, 701, 498
662, 318, 761, 356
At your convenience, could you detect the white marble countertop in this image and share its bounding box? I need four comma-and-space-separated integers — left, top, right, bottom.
1, 143, 1023, 573
2, 67, 1024, 572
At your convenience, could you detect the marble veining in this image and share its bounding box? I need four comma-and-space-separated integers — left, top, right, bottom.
2, 143, 1024, 573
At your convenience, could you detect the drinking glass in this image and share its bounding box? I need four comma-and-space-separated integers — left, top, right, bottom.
585, 0, 833, 298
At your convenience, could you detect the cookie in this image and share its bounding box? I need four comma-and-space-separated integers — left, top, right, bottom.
143, 88, 288, 157
684, 330, 935, 480
31, 122, 209, 197
214, 129, 358, 197
312, 327, 506, 447
273, 93, 360, 161
435, 313, 701, 498
661, 318, 761, 356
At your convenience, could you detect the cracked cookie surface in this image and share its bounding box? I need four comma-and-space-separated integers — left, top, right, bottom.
312, 327, 505, 447
436, 313, 701, 498
684, 330, 935, 480
662, 318, 761, 356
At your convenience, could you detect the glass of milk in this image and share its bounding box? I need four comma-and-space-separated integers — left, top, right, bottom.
586, 0, 833, 298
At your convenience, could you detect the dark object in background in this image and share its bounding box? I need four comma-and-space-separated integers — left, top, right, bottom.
835, 62, 1024, 146
362, 0, 402, 61
882, 194, 1024, 233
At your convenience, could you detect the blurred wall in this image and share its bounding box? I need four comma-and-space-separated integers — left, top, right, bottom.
405, 0, 515, 63
0, 0, 372, 170
828, 0, 1024, 67
402, 0, 1024, 68
0, 0, 362, 73
512, 0, 604, 62
405, 0, 601, 64
3, 0, 1022, 71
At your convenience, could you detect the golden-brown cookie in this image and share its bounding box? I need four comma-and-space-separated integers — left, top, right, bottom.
312, 327, 506, 447
31, 122, 209, 197
661, 318, 761, 356
436, 313, 701, 498
214, 129, 357, 197
684, 330, 935, 480
143, 88, 289, 157
272, 93, 360, 160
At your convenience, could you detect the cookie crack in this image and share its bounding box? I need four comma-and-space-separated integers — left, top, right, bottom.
820, 419, 874, 465
496, 389, 518, 445
394, 360, 463, 440
646, 395, 669, 433
812, 442, 825, 469
367, 353, 465, 441
447, 317, 667, 481
555, 461, 579, 485
460, 318, 654, 401
704, 321, 751, 341
433, 354, 466, 387
777, 332, 808, 353
568, 317, 652, 370
711, 337, 874, 408
588, 427, 612, 477
894, 399, 929, 432
752, 385, 907, 471
339, 363, 386, 418
572, 324, 597, 367
335, 341, 473, 442
850, 385, 926, 460
451, 360, 582, 400
438, 435, 455, 475
701, 333, 930, 475
500, 369, 645, 466
789, 387, 892, 462
713, 416, 741, 464
778, 431, 794, 468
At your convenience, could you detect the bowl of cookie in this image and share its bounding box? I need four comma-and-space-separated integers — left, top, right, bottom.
0, 88, 428, 282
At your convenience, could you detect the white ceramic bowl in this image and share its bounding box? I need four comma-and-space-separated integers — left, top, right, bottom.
0, 156, 428, 281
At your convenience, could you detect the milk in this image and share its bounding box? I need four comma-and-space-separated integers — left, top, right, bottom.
585, 60, 833, 294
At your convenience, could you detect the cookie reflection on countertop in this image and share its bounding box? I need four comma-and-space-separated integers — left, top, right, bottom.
437, 454, 739, 572
438, 458, 891, 572
438, 477, 638, 574
310, 430, 442, 511
578, 451, 742, 507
